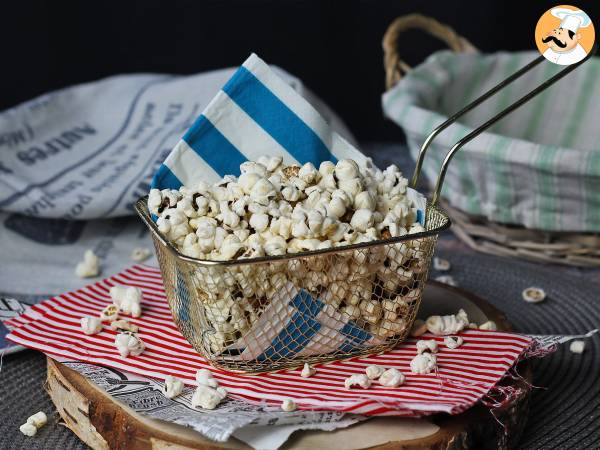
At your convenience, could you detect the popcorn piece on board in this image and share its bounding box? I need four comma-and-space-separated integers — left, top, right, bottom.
26, 412, 47, 429
410, 319, 427, 337
19, 423, 37, 437
110, 319, 139, 333
479, 321, 497, 331
426, 309, 469, 335
434, 275, 457, 287
300, 363, 316, 378
444, 336, 464, 349
81, 316, 102, 335
115, 333, 145, 357
281, 398, 297, 412
365, 365, 385, 380
433, 257, 451, 271
570, 340, 585, 354
131, 247, 152, 262
75, 249, 100, 278
410, 352, 437, 374
110, 285, 143, 318
416, 339, 439, 354
379, 368, 405, 387
100, 304, 119, 322
344, 374, 372, 389
522, 287, 546, 304
191, 384, 227, 410
164, 375, 184, 399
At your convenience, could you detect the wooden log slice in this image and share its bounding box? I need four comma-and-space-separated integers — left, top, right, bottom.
46, 281, 531, 450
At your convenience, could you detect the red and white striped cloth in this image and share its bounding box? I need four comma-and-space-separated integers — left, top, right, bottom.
7, 265, 532, 416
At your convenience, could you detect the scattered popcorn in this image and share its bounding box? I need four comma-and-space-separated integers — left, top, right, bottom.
196, 369, 219, 388
479, 321, 497, 331
433, 257, 451, 271
100, 304, 119, 322
75, 249, 100, 278
468, 323, 478, 329
19, 423, 37, 437
570, 340, 585, 354
115, 332, 145, 357
281, 398, 297, 412
110, 285, 142, 318
410, 319, 427, 337
426, 309, 469, 335
416, 339, 439, 354
26, 412, 47, 429
80, 316, 102, 335
410, 352, 437, 374
110, 319, 139, 333
131, 247, 152, 262
365, 365, 385, 380
164, 375, 184, 399
434, 275, 457, 286
444, 336, 464, 349
300, 363, 316, 378
344, 374, 372, 389
379, 368, 405, 387
191, 384, 227, 410
522, 287, 546, 304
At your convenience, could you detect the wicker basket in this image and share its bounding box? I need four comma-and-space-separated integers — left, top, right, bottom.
136, 197, 450, 373
383, 14, 600, 267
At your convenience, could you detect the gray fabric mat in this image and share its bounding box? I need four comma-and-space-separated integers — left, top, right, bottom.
1, 143, 598, 449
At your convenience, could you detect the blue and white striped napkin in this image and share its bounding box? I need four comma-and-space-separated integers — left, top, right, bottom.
151, 53, 368, 190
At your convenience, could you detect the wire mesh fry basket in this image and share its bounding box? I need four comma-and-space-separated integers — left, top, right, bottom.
135, 42, 591, 373
136, 197, 449, 373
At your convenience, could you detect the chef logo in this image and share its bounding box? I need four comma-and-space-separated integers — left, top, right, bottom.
535, 5, 595, 65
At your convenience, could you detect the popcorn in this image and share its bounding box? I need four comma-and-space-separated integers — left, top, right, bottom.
365, 365, 385, 380
131, 247, 152, 262
19, 423, 37, 437
192, 385, 228, 410
426, 309, 469, 335
410, 352, 437, 374
344, 374, 371, 389
379, 368, 405, 387
301, 363, 316, 378
100, 304, 119, 322
115, 333, 145, 357
148, 157, 427, 347
444, 336, 463, 349
416, 339, 439, 354
75, 249, 100, 278
433, 257, 451, 271
570, 340, 585, 354
110, 285, 142, 318
81, 316, 102, 335
281, 398, 297, 412
479, 321, 497, 331
196, 368, 219, 388
164, 376, 184, 399
350, 209, 374, 232
26, 412, 47, 429
522, 287, 546, 303
110, 319, 139, 333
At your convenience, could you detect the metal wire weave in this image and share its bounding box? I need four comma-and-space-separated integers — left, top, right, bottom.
136, 197, 450, 373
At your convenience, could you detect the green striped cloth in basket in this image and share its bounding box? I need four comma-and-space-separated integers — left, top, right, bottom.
383, 50, 600, 232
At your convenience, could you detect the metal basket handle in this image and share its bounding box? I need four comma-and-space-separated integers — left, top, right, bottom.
410, 44, 598, 206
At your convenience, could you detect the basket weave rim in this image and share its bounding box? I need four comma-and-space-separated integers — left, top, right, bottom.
135, 196, 451, 267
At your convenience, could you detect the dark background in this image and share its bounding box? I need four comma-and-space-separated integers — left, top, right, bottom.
1, 0, 599, 141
